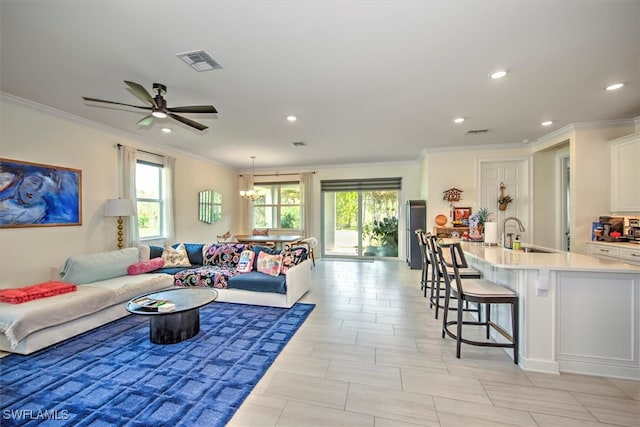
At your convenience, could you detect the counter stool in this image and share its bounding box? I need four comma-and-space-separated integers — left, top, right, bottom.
437, 241, 519, 364
426, 234, 482, 319
415, 230, 433, 297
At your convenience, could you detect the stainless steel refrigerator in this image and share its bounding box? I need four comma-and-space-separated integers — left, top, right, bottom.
406, 200, 426, 269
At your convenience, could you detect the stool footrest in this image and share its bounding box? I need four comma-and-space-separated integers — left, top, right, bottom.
443, 320, 515, 348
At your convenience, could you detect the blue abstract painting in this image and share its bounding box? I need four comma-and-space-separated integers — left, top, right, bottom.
0, 158, 82, 227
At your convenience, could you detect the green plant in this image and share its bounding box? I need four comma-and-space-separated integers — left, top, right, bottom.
362, 223, 378, 245
469, 208, 492, 227
372, 216, 398, 248
280, 211, 295, 228
498, 195, 513, 205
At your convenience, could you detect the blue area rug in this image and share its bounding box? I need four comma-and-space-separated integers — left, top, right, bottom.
0, 302, 314, 426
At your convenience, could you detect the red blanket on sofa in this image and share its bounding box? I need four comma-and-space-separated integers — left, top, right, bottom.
0, 281, 77, 304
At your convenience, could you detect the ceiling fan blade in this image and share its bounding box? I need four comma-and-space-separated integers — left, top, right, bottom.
167, 105, 218, 114
137, 115, 154, 126
169, 113, 208, 131
82, 97, 151, 110
124, 81, 157, 108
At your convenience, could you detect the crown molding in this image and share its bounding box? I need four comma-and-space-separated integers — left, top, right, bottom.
425, 142, 525, 153
0, 92, 229, 169
532, 117, 638, 146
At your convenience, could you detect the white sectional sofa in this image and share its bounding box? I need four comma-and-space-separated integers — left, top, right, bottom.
0, 244, 311, 355
0, 248, 174, 355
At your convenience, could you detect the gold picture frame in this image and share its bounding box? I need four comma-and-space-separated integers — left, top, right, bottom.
0, 158, 82, 228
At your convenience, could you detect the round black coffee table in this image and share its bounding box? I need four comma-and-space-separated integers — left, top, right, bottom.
126, 288, 218, 344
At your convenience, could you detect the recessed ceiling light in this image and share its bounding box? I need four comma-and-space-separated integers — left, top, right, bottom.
453, 117, 465, 124
286, 115, 297, 122
605, 82, 625, 91
541, 121, 553, 126
490, 69, 508, 79
161, 127, 172, 133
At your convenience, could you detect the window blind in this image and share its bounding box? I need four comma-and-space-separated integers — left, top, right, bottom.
320, 177, 402, 192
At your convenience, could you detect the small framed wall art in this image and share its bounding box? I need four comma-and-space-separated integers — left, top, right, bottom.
0, 158, 82, 228
453, 206, 472, 222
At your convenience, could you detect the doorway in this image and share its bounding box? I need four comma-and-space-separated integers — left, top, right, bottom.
321, 189, 399, 259
561, 154, 571, 251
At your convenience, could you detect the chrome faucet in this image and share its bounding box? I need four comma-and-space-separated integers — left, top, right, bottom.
503, 217, 526, 249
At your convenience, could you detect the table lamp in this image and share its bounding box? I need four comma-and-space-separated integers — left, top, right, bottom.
104, 198, 135, 249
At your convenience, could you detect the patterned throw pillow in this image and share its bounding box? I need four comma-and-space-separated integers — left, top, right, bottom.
236, 250, 255, 273
202, 243, 247, 267
280, 246, 308, 274
162, 243, 191, 267
127, 258, 164, 275
256, 251, 283, 276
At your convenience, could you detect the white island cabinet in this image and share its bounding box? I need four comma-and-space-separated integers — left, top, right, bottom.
459, 241, 640, 380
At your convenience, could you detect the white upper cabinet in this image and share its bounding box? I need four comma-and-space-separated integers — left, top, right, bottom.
610, 132, 640, 213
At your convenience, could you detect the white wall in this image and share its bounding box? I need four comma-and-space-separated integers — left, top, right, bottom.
533, 123, 635, 254
311, 163, 423, 262
422, 147, 532, 232
3, 94, 636, 286
532, 142, 568, 249
0, 96, 238, 285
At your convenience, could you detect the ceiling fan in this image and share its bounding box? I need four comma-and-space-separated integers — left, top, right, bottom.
82, 80, 217, 131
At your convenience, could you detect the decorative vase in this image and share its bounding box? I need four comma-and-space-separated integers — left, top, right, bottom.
470, 224, 483, 239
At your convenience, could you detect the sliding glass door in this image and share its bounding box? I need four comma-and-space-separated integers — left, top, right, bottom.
322, 188, 399, 258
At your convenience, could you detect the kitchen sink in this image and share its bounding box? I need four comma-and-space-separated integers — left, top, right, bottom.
521, 246, 554, 253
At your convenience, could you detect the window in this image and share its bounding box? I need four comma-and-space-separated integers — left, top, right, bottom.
136, 161, 164, 239
252, 182, 301, 230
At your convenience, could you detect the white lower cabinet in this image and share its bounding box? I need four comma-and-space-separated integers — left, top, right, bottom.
588, 242, 640, 265
620, 247, 640, 266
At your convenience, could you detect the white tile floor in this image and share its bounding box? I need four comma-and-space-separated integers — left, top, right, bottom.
227, 259, 640, 427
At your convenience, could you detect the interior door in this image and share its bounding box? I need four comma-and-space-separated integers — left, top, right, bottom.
479, 159, 531, 244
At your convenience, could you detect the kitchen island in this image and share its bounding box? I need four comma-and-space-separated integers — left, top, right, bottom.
457, 241, 640, 380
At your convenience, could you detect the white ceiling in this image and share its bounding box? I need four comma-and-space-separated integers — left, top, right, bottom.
2, 1, 639, 171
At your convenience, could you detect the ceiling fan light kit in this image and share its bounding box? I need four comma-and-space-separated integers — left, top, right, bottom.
82, 80, 217, 131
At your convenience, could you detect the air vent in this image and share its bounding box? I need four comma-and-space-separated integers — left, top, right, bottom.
177, 50, 222, 72
290, 141, 307, 147
466, 129, 489, 135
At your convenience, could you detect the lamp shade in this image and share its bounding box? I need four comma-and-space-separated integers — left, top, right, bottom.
104, 199, 135, 217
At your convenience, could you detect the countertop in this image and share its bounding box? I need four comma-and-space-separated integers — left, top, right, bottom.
585, 240, 640, 249
457, 241, 640, 273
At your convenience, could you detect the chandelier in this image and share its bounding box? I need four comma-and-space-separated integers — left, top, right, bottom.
239, 156, 262, 201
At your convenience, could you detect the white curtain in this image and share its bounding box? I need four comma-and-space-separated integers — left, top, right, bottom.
119, 145, 139, 247
163, 156, 176, 242
238, 174, 253, 233
300, 172, 314, 237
